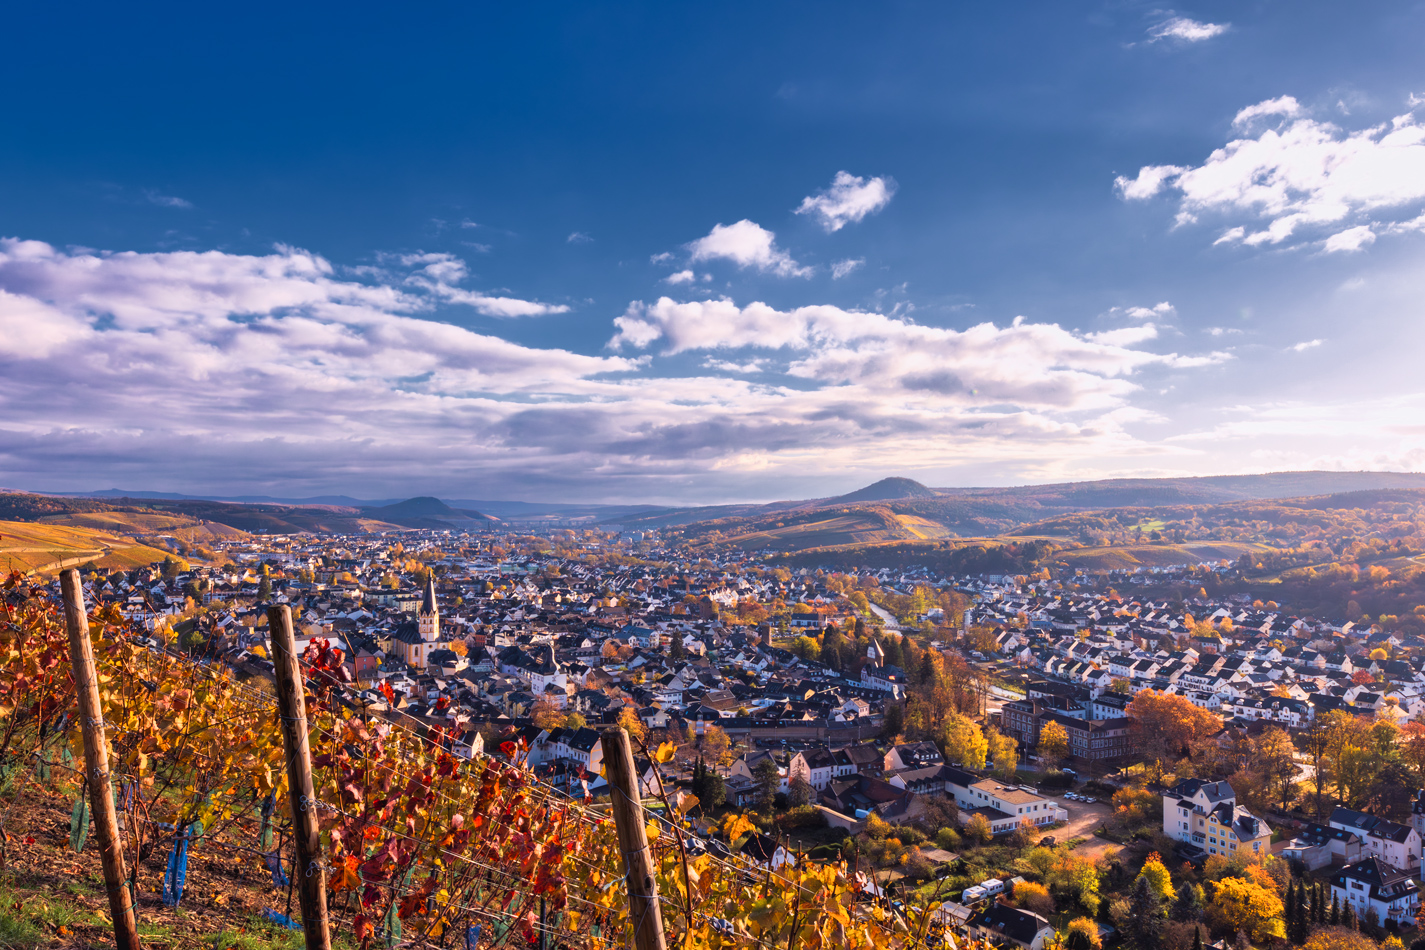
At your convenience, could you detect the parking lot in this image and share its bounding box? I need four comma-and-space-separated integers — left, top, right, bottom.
1033, 788, 1118, 857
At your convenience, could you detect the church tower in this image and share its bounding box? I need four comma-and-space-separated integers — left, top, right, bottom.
419, 574, 440, 643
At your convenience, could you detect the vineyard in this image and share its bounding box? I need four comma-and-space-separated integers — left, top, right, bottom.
0, 571, 961, 950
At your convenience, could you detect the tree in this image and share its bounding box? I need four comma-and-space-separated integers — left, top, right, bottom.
1038, 721, 1070, 770
563, 712, 587, 729
753, 758, 780, 813
987, 726, 1019, 779
691, 758, 726, 811
1015, 881, 1056, 917
258, 574, 272, 600
964, 812, 993, 845
669, 633, 686, 661
1125, 875, 1166, 949
1064, 918, 1101, 950
1210, 876, 1285, 942
1136, 852, 1177, 903
1171, 883, 1204, 922
942, 714, 989, 769
617, 705, 647, 742
702, 725, 732, 765
1126, 690, 1223, 780
532, 698, 564, 730
789, 776, 813, 807
1254, 726, 1300, 812
1304, 930, 1382, 950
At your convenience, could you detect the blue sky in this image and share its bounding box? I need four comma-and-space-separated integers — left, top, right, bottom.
3, 1, 1425, 503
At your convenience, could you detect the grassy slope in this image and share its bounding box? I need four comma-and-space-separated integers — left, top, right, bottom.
0, 520, 173, 573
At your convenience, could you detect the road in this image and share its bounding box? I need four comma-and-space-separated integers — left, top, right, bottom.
867, 602, 902, 630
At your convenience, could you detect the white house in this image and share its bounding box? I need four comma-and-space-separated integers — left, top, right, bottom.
1331, 858, 1419, 927
1330, 807, 1421, 872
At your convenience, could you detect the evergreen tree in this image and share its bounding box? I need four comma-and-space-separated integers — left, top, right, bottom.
1286, 883, 1298, 943
1192, 927, 1204, 950
1342, 902, 1356, 932
1172, 883, 1204, 922
1125, 876, 1166, 948
1314, 882, 1325, 925
669, 633, 685, 661
1331, 894, 1341, 927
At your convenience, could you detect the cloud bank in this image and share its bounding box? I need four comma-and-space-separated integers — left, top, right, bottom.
0, 238, 1230, 499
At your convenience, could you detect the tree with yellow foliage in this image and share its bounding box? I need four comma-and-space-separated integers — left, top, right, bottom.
1209, 876, 1285, 942
1136, 852, 1176, 903
1038, 720, 1069, 770
616, 705, 647, 741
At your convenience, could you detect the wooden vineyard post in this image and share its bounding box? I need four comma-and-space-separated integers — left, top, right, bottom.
602, 726, 667, 950
269, 604, 332, 950
60, 569, 141, 950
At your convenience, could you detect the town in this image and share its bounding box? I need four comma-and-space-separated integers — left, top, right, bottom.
49, 521, 1425, 950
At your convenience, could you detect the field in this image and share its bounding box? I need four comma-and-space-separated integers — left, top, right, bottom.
0, 520, 174, 574
1046, 540, 1274, 570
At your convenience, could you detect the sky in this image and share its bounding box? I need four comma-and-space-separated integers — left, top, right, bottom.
2, 1, 1425, 505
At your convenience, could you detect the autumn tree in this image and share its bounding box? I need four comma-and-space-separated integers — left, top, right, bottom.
1014, 880, 1055, 916
1209, 876, 1285, 942
1253, 726, 1300, 812
1126, 690, 1223, 779
532, 698, 564, 730
942, 713, 989, 769
965, 812, 993, 845
617, 705, 647, 741
1038, 721, 1070, 770
702, 724, 733, 765
1136, 852, 1177, 903
987, 725, 1019, 779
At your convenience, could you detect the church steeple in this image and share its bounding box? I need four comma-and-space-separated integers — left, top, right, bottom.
419, 573, 440, 643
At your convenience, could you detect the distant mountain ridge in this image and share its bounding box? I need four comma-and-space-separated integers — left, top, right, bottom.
13, 470, 1425, 541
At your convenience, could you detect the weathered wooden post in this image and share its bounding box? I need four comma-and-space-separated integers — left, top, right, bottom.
602, 726, 667, 950
269, 604, 332, 950
61, 569, 141, 950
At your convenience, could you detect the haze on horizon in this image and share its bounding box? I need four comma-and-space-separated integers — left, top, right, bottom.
2, 2, 1425, 507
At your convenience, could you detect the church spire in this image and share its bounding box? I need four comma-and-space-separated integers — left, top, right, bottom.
421, 573, 438, 616
419, 573, 440, 643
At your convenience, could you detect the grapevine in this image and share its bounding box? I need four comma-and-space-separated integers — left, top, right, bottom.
0, 571, 978, 950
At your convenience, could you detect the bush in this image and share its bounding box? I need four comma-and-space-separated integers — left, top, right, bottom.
1039, 770, 1073, 790
774, 805, 826, 830
936, 827, 962, 851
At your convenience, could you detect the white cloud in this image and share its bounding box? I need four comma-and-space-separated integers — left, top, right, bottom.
396, 251, 569, 317
1232, 96, 1303, 129
1290, 339, 1324, 352
143, 190, 193, 209
795, 172, 897, 232
1115, 164, 1189, 200
609, 297, 1227, 411
685, 220, 812, 277
831, 258, 865, 279
664, 270, 696, 285
567, 232, 593, 244
649, 251, 675, 264
1124, 301, 1175, 320
1118, 96, 1425, 250
1147, 16, 1229, 43
702, 357, 769, 374
1323, 225, 1377, 253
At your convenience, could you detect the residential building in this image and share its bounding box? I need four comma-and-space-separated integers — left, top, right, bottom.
1330, 858, 1419, 927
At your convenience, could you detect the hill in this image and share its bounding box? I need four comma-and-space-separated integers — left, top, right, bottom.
359, 496, 497, 529
831, 477, 938, 504
0, 520, 175, 574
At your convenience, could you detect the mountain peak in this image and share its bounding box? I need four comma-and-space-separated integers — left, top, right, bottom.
832, 477, 938, 503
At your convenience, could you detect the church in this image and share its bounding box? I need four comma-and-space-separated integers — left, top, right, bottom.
391, 575, 443, 670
